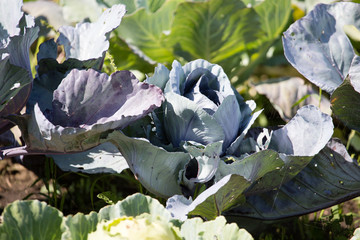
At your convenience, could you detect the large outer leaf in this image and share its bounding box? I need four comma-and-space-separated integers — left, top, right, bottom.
106, 131, 190, 197
269, 105, 333, 156
117, 0, 182, 64
283, 2, 360, 94
169, 0, 258, 62
2, 69, 164, 157
52, 142, 129, 174
57, 4, 126, 60
225, 139, 360, 221
0, 200, 64, 240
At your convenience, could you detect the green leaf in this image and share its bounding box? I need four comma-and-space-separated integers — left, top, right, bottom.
107, 35, 154, 73
331, 77, 360, 132
0, 200, 64, 240
105, 131, 190, 197
117, 0, 183, 64
135, 0, 166, 13
62, 212, 98, 240
254, 0, 291, 40
229, 0, 291, 82
169, 0, 259, 62
180, 216, 254, 240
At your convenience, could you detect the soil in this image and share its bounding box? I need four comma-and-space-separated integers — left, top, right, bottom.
0, 158, 46, 213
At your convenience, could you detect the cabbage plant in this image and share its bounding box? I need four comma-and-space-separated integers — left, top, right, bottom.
0, 2, 164, 174
0, 193, 253, 240
105, 59, 334, 220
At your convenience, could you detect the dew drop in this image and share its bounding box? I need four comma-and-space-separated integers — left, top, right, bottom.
314, 163, 318, 167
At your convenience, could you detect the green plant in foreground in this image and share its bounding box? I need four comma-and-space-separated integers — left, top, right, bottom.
0, 193, 253, 240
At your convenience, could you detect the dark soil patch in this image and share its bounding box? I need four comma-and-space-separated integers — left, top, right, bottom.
0, 158, 46, 213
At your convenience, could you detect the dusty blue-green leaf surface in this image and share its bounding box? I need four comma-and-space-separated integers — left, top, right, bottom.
283, 2, 360, 94
52, 142, 129, 174
182, 141, 222, 184
0, 200, 64, 240
106, 131, 190, 198
57, 4, 126, 60
147, 59, 253, 153
269, 105, 333, 156
331, 56, 360, 132
0, 0, 38, 131
167, 105, 333, 221
225, 139, 360, 221
164, 92, 224, 147
2, 69, 164, 157
331, 78, 360, 132
0, 56, 32, 121
167, 174, 250, 221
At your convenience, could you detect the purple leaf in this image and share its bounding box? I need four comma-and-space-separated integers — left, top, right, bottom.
2, 69, 164, 157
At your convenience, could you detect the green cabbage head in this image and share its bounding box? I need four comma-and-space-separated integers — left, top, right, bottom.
88, 213, 181, 240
